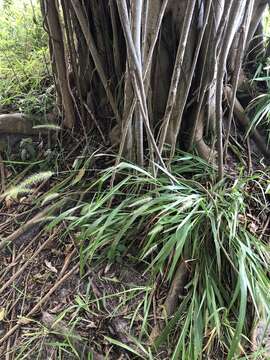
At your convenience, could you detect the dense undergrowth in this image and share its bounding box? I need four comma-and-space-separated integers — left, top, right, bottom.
59, 154, 270, 359
0, 0, 53, 114
2, 151, 269, 358
0, 1, 270, 359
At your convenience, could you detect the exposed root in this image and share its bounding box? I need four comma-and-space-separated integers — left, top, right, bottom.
149, 260, 190, 344
195, 111, 216, 162
225, 86, 270, 160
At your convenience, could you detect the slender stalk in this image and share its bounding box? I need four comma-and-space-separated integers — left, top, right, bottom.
45, 0, 76, 128
109, 0, 122, 82
169, 0, 212, 161
116, 0, 166, 169
132, 0, 144, 165
158, 0, 197, 155
113, 0, 169, 174
70, 0, 121, 125
224, 0, 255, 160
215, 0, 246, 180
61, 0, 87, 138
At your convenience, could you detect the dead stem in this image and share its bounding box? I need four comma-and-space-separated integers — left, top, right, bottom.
0, 264, 78, 347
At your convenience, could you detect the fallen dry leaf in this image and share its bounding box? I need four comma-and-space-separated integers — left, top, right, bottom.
238, 214, 246, 224
0, 308, 5, 321
45, 260, 58, 274
248, 222, 258, 234
5, 195, 14, 208
86, 321, 97, 329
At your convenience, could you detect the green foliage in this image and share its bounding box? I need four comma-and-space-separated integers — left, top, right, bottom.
245, 10, 270, 144
247, 90, 270, 144
0, 0, 54, 113
247, 62, 270, 144
61, 154, 270, 358
263, 9, 270, 37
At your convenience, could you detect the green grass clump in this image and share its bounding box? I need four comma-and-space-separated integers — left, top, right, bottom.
63, 154, 270, 359
0, 0, 53, 114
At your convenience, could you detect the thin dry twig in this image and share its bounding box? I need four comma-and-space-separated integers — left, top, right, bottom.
0, 199, 68, 251
259, 216, 270, 240
41, 311, 103, 359
0, 264, 78, 347
0, 233, 55, 295
0, 230, 45, 281
4, 246, 17, 360
0, 153, 5, 193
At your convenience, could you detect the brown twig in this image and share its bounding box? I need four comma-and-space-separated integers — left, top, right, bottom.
247, 137, 253, 175
0, 153, 5, 193
0, 230, 45, 280
0, 264, 78, 346
4, 246, 17, 360
58, 247, 77, 278
41, 311, 103, 359
0, 233, 55, 295
0, 199, 68, 251
259, 216, 270, 241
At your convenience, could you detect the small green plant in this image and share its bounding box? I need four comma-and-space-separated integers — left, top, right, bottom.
0, 0, 53, 114
247, 59, 270, 145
